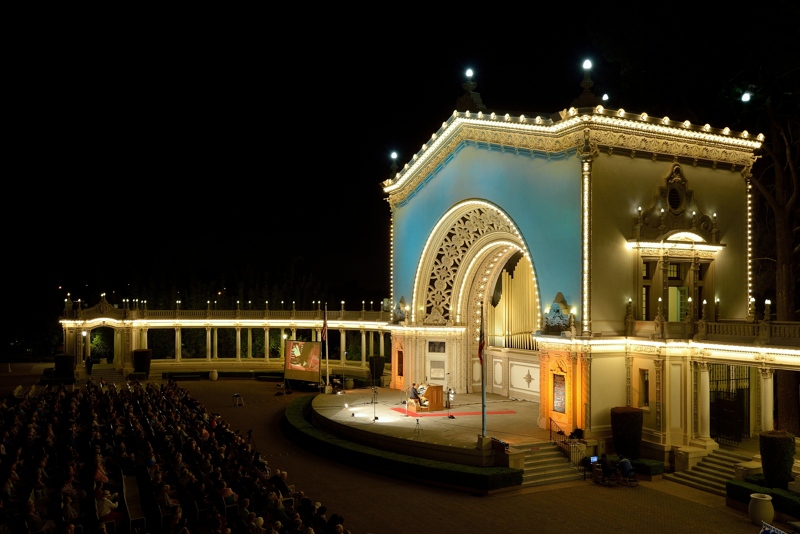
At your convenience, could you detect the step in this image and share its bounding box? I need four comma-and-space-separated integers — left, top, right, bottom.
518, 441, 583, 487
713, 449, 753, 463
662, 449, 748, 498
663, 473, 727, 496
522, 471, 583, 487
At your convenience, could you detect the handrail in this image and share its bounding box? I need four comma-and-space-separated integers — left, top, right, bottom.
549, 418, 586, 474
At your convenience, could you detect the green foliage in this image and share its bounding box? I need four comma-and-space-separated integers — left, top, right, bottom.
90, 331, 111, 360
609, 454, 664, 475
726, 479, 800, 518
610, 406, 644, 459
759, 430, 796, 490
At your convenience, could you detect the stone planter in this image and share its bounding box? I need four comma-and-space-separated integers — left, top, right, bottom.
748, 493, 774, 525
209, 370, 218, 381
345, 378, 354, 390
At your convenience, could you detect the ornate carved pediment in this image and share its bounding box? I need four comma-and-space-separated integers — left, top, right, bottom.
631, 164, 718, 244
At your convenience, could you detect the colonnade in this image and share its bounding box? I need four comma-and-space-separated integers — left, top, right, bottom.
65, 323, 388, 368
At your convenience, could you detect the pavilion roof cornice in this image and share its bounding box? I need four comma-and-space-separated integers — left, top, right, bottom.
384, 108, 762, 207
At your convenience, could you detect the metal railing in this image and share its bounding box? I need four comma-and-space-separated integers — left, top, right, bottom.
550, 418, 585, 471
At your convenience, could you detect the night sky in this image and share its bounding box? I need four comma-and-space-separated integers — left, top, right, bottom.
7, 6, 797, 354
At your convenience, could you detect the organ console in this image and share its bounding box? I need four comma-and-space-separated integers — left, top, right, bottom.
417, 384, 444, 411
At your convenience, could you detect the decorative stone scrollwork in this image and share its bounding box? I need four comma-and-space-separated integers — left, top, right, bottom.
421, 206, 517, 325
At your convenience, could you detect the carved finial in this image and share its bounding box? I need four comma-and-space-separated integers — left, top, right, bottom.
456, 69, 487, 112
571, 60, 602, 108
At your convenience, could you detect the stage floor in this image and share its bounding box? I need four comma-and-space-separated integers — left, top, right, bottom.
311, 386, 553, 453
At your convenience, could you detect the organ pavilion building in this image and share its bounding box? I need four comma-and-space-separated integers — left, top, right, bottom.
383, 67, 798, 463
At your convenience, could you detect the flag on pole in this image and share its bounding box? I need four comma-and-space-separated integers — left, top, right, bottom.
478, 314, 485, 366
322, 309, 328, 342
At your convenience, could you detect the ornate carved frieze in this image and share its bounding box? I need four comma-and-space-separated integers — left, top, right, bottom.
387, 117, 758, 208
629, 344, 661, 354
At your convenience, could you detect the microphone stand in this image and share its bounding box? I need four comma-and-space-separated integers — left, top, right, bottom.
447, 389, 455, 419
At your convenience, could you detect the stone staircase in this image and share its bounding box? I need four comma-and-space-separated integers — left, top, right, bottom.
520, 441, 585, 487
663, 449, 753, 496
84, 363, 128, 386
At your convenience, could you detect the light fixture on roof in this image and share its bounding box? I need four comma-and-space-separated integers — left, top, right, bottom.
662, 116, 670, 124
602, 94, 609, 101
466, 68, 474, 79
583, 59, 592, 70
742, 92, 751, 102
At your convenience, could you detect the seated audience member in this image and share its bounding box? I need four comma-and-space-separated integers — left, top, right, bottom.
97, 488, 124, 528
218, 480, 238, 505
25, 501, 58, 533
266, 491, 291, 525
598, 453, 615, 477
617, 454, 634, 478
268, 469, 292, 499
158, 483, 181, 512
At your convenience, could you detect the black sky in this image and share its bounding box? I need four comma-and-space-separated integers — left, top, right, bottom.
8, 5, 798, 352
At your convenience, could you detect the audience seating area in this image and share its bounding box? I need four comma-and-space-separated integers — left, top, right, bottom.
0, 377, 354, 533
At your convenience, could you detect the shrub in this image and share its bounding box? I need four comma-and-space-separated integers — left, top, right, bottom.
760, 430, 796, 490
610, 406, 643, 459
726, 479, 800, 518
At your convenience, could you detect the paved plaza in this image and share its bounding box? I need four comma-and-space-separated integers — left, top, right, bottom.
0, 363, 788, 533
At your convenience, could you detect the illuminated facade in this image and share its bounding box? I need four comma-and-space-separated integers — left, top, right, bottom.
383, 96, 799, 461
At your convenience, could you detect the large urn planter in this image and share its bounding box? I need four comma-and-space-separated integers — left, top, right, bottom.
748, 493, 774, 525
209, 370, 218, 381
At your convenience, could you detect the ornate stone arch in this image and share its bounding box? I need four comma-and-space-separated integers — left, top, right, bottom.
411, 200, 540, 335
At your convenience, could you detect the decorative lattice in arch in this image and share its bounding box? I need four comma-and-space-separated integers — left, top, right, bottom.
422, 206, 517, 325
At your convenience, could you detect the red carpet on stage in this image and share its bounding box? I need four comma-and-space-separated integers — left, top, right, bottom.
390, 407, 516, 417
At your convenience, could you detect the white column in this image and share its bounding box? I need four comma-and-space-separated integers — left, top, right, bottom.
379, 332, 385, 357
236, 328, 242, 361
760, 368, 775, 432
213, 328, 218, 359
174, 327, 182, 362
205, 327, 212, 361
264, 328, 269, 359
698, 362, 710, 438
247, 328, 252, 358
340, 329, 346, 364
361, 329, 367, 366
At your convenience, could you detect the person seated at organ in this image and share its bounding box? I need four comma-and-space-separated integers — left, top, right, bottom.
410, 383, 428, 406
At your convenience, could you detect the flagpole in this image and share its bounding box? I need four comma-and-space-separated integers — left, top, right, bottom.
324, 304, 330, 390
480, 310, 487, 438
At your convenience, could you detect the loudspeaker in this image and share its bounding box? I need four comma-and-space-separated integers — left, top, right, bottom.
368, 356, 386, 379
54, 354, 74, 377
